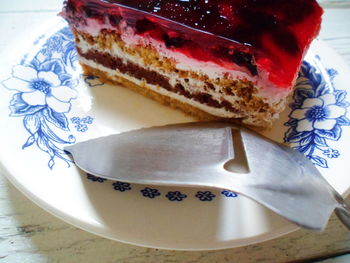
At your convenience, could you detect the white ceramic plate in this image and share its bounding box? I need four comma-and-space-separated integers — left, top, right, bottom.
1, 18, 350, 250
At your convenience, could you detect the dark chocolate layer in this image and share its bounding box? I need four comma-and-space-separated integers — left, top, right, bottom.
76, 47, 242, 114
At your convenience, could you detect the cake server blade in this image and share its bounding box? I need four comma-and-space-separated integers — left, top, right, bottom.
64, 122, 350, 231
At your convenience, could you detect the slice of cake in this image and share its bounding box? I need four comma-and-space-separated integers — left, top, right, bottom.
61, 0, 323, 128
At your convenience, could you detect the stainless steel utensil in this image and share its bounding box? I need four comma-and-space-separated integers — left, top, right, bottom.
65, 122, 350, 231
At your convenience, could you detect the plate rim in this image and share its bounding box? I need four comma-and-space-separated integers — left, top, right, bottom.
0, 17, 350, 251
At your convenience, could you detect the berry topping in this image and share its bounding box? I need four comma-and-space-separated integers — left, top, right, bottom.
135, 18, 157, 34
163, 34, 185, 48
231, 51, 257, 76
63, 0, 323, 88
105, 0, 321, 55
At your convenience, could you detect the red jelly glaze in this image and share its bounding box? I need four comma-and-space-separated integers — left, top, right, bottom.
63, 0, 323, 89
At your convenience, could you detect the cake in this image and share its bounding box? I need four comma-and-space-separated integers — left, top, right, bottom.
61, 0, 323, 128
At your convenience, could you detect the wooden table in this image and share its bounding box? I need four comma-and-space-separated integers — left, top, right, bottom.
1, 1, 350, 262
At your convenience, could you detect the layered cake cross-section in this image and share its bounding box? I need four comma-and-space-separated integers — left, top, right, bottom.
61, 0, 323, 128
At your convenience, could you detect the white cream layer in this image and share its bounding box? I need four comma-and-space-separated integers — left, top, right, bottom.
72, 17, 292, 102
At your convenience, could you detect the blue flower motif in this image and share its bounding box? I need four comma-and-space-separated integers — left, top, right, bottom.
77, 124, 88, 132
113, 181, 132, 192
221, 190, 238, 198
140, 187, 161, 198
323, 149, 340, 158
165, 191, 187, 201
195, 191, 216, 201
2, 65, 77, 113
70, 116, 94, 133
284, 61, 350, 168
87, 174, 106, 183
1, 26, 80, 169
82, 116, 93, 124
71, 117, 80, 124
290, 93, 346, 132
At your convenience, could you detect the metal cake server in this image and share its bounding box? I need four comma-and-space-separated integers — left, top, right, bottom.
64, 122, 350, 231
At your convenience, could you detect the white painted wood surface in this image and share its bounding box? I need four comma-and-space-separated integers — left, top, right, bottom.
1, 1, 350, 262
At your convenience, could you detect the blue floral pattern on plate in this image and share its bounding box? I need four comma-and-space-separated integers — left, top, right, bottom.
113, 181, 132, 192
87, 174, 107, 183
221, 190, 238, 198
196, 191, 216, 202
71, 116, 94, 132
140, 187, 161, 198
1, 27, 79, 169
284, 61, 350, 168
166, 191, 187, 201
